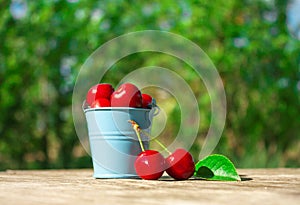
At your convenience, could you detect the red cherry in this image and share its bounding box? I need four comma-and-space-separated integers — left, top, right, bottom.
166, 148, 195, 180
111, 83, 142, 108
135, 150, 165, 180
90, 98, 111, 108
142, 94, 152, 108
86, 83, 114, 106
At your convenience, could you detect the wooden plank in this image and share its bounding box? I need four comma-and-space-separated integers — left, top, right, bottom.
0, 169, 299, 205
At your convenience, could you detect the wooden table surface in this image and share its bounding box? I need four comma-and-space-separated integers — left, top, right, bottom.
0, 168, 299, 205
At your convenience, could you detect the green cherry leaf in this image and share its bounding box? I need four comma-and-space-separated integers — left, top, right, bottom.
194, 154, 241, 181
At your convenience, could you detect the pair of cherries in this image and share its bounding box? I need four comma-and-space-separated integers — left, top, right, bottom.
136, 149, 195, 180
130, 121, 195, 180
86, 83, 152, 108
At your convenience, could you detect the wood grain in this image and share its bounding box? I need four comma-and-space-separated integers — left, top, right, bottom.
0, 169, 299, 205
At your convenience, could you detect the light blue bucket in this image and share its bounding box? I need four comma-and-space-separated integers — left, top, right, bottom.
84, 106, 157, 178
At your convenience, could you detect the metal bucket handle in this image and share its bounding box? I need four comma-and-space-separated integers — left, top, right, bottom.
151, 98, 160, 116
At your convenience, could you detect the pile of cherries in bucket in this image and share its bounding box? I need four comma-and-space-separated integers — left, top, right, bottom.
86, 83, 195, 180
85, 83, 153, 109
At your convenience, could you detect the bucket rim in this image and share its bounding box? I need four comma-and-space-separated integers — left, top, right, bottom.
83, 107, 152, 113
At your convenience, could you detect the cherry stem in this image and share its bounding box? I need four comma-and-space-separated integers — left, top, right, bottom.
153, 138, 172, 155
128, 120, 145, 152
129, 120, 172, 155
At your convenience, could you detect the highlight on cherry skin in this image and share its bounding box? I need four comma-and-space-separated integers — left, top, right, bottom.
110, 83, 143, 108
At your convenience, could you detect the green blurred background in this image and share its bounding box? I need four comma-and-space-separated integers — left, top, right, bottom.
0, 0, 299, 170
